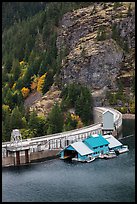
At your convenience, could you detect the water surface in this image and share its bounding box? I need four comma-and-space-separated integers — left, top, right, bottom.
2, 119, 135, 202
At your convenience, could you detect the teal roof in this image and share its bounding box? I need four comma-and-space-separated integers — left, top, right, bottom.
83, 134, 109, 148
67, 145, 75, 151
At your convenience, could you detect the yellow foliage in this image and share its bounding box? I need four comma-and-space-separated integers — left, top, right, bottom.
31, 81, 37, 90
12, 83, 16, 90
71, 113, 83, 128
19, 61, 25, 65
77, 120, 83, 128
21, 87, 30, 98
71, 113, 80, 120
30, 76, 39, 91
129, 101, 135, 114
2, 104, 11, 112
71, 113, 75, 119
37, 73, 47, 93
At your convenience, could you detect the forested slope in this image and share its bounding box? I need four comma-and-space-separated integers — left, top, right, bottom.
2, 2, 94, 142
2, 2, 135, 142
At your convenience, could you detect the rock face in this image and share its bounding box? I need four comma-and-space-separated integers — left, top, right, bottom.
28, 3, 135, 115
59, 38, 123, 90
56, 2, 135, 105
29, 84, 61, 117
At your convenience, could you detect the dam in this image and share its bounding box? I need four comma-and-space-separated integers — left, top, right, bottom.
2, 107, 122, 167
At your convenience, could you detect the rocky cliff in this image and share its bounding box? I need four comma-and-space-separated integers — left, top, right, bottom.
56, 2, 135, 105
29, 2, 135, 115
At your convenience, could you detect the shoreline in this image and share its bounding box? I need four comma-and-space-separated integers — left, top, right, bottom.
122, 114, 135, 119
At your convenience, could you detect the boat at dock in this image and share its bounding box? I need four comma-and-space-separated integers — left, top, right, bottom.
72, 157, 95, 163
99, 152, 117, 159
116, 145, 129, 154
86, 157, 96, 163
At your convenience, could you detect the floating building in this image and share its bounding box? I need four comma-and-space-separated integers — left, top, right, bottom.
60, 134, 110, 162
59, 133, 128, 162
83, 134, 109, 157
102, 134, 122, 150
60, 141, 94, 161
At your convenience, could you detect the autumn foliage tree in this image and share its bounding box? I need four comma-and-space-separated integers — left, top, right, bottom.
37, 72, 47, 93
21, 87, 30, 98
30, 75, 39, 91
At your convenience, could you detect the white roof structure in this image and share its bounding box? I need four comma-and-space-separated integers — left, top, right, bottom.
103, 135, 122, 149
103, 110, 113, 115
92, 134, 99, 137
71, 141, 94, 156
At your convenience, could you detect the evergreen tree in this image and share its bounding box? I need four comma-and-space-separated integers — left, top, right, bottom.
112, 23, 119, 41
11, 58, 21, 81
42, 69, 54, 94
8, 73, 14, 88
28, 111, 38, 131
75, 88, 93, 125
61, 83, 94, 125
4, 88, 14, 108
2, 110, 12, 142
38, 61, 48, 76
2, 104, 11, 121
28, 111, 47, 137
3, 53, 13, 72
2, 67, 9, 85
47, 103, 64, 134
10, 106, 23, 129
35, 116, 47, 136
12, 90, 24, 106
64, 112, 77, 131
113, 2, 121, 10
2, 85, 9, 104
22, 67, 33, 88
96, 26, 107, 41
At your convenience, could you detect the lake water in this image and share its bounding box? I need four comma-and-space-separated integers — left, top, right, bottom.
2, 119, 135, 202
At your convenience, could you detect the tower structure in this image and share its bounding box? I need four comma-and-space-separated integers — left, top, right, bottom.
10, 129, 22, 146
